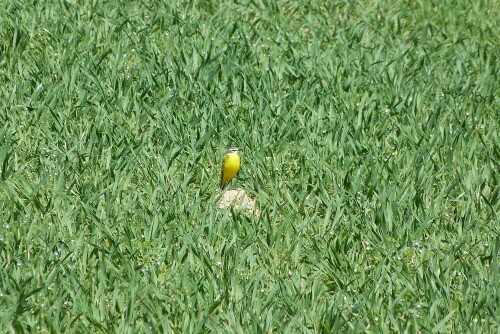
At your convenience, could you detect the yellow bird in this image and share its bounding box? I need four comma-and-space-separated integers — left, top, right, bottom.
220, 147, 242, 190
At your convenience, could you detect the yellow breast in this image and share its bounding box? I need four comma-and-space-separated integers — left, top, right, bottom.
221, 152, 240, 190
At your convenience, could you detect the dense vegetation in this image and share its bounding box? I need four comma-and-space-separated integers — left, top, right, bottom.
0, 0, 498, 332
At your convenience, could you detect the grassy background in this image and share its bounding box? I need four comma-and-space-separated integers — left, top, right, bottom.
0, 0, 498, 332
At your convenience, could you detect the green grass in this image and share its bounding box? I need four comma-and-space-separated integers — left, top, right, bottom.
0, 0, 498, 332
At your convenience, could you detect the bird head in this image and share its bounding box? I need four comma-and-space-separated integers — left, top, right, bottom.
227, 147, 242, 154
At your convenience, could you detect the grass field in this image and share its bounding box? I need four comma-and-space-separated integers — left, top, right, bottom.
0, 0, 498, 332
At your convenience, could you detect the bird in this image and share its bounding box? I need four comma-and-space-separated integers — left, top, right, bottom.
220, 147, 242, 191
